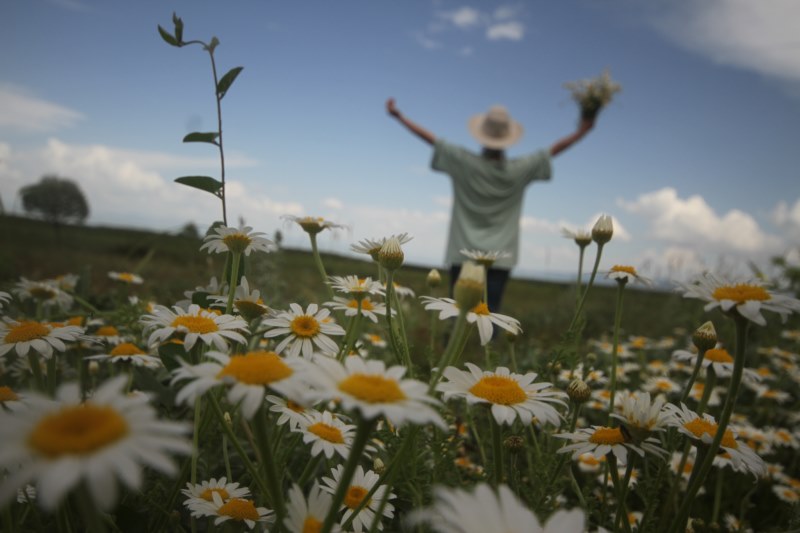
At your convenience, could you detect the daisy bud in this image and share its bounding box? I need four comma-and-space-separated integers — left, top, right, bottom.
454, 261, 485, 311
567, 378, 591, 404
223, 411, 233, 429
378, 237, 404, 271
88, 361, 100, 376
373, 457, 386, 475
591, 214, 614, 245
504, 435, 525, 453
692, 321, 717, 352
427, 268, 442, 289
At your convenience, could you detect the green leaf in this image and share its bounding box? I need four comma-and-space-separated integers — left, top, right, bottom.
216, 66, 244, 100
172, 12, 184, 43
157, 25, 179, 47
182, 131, 219, 145
174, 176, 223, 195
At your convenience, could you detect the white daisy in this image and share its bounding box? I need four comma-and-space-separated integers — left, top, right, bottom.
561, 227, 593, 248
642, 376, 681, 395
577, 452, 605, 473
295, 410, 355, 460
200, 224, 276, 256
85, 342, 163, 369
284, 483, 342, 533
459, 249, 512, 268
0, 376, 191, 510
171, 350, 306, 419
611, 391, 674, 436
284, 215, 346, 235
328, 275, 384, 297
677, 272, 800, 326
362, 333, 387, 349
606, 265, 651, 286
182, 477, 251, 514
267, 394, 318, 430
108, 271, 144, 285
262, 303, 345, 359
0, 291, 12, 310
89, 324, 126, 346
772, 485, 800, 504
420, 297, 522, 345
351, 234, 413, 260
321, 465, 395, 533
437, 363, 566, 427
13, 277, 73, 309
687, 382, 722, 406
324, 296, 389, 323
664, 403, 766, 477
308, 355, 445, 428
554, 425, 663, 464
0, 318, 84, 360
209, 276, 269, 319
141, 304, 248, 352
191, 490, 273, 530
411, 483, 585, 533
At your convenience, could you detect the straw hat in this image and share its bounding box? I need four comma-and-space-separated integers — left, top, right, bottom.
468, 105, 524, 149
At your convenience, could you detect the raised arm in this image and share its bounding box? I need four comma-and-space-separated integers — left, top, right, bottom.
549, 116, 595, 157
386, 98, 436, 146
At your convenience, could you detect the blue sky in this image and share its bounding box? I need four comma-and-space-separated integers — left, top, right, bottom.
2, 0, 799, 282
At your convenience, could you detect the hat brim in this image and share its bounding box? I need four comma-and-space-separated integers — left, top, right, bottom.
468, 113, 524, 149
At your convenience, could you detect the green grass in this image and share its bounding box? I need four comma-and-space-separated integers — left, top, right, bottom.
2, 213, 790, 354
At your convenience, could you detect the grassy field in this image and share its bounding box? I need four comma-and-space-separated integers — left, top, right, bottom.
1, 213, 789, 357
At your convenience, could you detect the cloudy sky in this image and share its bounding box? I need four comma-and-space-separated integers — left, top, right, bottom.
2, 0, 799, 282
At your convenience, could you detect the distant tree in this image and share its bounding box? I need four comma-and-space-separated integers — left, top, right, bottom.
178, 222, 200, 239
20, 175, 89, 225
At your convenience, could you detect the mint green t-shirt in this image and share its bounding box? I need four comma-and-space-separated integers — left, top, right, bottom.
431, 139, 552, 269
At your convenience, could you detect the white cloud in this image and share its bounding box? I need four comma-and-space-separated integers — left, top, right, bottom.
772, 198, 800, 240
0, 85, 84, 133
413, 32, 442, 50
438, 7, 482, 28
0, 138, 300, 231
618, 187, 783, 254
486, 21, 524, 41
647, 0, 800, 83
322, 197, 343, 210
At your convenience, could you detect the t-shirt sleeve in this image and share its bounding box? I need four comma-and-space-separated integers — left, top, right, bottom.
431, 139, 464, 174
521, 149, 552, 184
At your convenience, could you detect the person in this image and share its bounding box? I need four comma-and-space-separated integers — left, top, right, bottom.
386, 97, 596, 312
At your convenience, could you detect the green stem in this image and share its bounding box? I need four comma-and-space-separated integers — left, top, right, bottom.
606, 279, 627, 424
428, 310, 469, 393
339, 304, 363, 361
384, 270, 413, 375
668, 315, 749, 533
548, 402, 581, 485
608, 455, 632, 533
320, 417, 377, 533
309, 233, 334, 300
27, 352, 45, 392
297, 454, 324, 488
225, 251, 242, 315
491, 417, 504, 486
190, 398, 202, 485
696, 366, 717, 416
253, 406, 286, 521
568, 242, 605, 333
679, 347, 708, 406
575, 245, 587, 307
222, 434, 232, 481
614, 458, 636, 531
207, 46, 227, 226
712, 469, 723, 526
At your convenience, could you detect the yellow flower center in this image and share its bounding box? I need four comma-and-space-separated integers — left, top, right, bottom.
96, 325, 120, 337
338, 374, 406, 403
589, 427, 626, 445
27, 404, 129, 457
308, 422, 344, 443
117, 273, 138, 283
344, 485, 371, 510
579, 454, 602, 466
303, 517, 322, 533
683, 418, 737, 449
217, 352, 293, 385
712, 284, 770, 304
171, 315, 219, 334
218, 498, 259, 521
705, 348, 733, 363
469, 375, 526, 405
199, 487, 230, 501
5, 321, 50, 343
110, 343, 146, 357
30, 286, 57, 300
291, 315, 320, 338
347, 299, 375, 311
0, 386, 19, 402
611, 265, 637, 275
222, 234, 252, 253
470, 302, 490, 315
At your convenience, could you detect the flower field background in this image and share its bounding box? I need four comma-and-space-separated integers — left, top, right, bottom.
1, 14, 800, 533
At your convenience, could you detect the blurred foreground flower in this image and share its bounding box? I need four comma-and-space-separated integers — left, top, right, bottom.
0, 318, 84, 360
321, 464, 395, 532
410, 483, 585, 533
0, 376, 191, 510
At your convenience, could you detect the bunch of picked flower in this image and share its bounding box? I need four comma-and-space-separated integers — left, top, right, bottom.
564, 69, 621, 120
